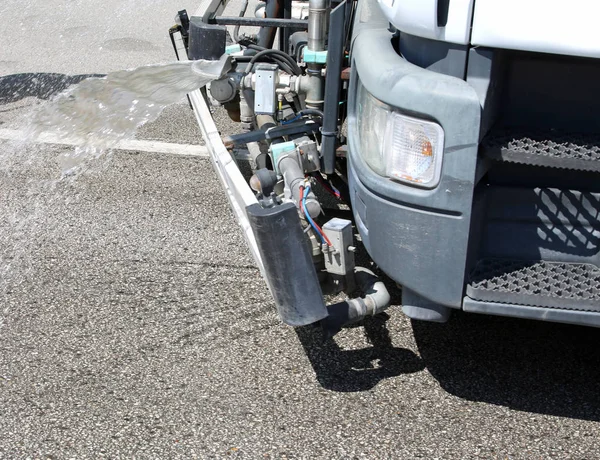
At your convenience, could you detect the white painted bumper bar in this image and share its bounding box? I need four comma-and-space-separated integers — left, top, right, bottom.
188, 89, 265, 277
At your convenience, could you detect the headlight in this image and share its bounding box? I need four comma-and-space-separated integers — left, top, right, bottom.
356, 82, 388, 176
355, 81, 445, 188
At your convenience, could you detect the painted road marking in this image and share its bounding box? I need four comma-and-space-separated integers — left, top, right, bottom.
0, 128, 209, 157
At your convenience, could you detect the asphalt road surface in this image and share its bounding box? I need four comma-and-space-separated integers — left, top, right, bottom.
1, 0, 600, 458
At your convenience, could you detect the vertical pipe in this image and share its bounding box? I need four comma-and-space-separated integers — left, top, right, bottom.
257, 0, 282, 48
320, 0, 346, 174
281, 0, 293, 53
307, 0, 329, 51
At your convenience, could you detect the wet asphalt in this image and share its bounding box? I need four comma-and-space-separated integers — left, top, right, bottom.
2, 0, 600, 458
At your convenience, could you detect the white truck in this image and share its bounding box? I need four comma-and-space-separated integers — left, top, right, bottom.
171, 0, 600, 335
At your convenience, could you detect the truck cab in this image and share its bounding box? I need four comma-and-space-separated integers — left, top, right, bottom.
175, 0, 600, 333
349, 0, 600, 326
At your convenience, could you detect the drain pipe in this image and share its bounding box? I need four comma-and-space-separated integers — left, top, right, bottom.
321, 267, 391, 338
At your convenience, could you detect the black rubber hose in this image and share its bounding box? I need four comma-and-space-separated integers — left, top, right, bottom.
246, 50, 278, 72
260, 49, 301, 75
255, 153, 269, 170
236, 54, 296, 75
271, 58, 297, 76
298, 108, 324, 119
246, 49, 301, 75
238, 40, 301, 75
238, 39, 265, 50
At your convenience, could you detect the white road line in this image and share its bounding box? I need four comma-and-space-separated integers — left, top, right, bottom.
0, 128, 209, 157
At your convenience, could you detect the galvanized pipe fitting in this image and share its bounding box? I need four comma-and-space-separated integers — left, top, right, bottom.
298, 71, 324, 109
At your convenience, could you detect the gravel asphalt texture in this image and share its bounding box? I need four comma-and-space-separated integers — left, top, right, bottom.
2, 0, 600, 458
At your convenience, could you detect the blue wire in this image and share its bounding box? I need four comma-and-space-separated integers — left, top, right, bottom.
281, 115, 302, 125
302, 185, 325, 244
328, 181, 341, 197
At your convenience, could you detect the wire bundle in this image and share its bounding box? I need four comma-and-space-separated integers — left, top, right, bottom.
313, 173, 341, 199
237, 40, 302, 76
299, 182, 332, 246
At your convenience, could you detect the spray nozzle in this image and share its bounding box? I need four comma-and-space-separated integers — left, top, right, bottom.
190, 54, 232, 82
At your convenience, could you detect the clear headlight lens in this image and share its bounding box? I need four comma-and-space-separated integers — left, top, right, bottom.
356, 82, 388, 176
355, 81, 445, 188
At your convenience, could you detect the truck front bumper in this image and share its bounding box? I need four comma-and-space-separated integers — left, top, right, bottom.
189, 89, 265, 276
347, 2, 481, 311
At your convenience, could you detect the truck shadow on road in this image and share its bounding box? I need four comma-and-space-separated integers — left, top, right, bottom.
295, 313, 425, 392
412, 312, 600, 422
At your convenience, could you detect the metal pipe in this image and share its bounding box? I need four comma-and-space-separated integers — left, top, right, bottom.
321, 267, 391, 337
256, 114, 277, 130
277, 153, 322, 217
215, 16, 308, 28
239, 89, 255, 132
233, 0, 250, 43
299, 71, 324, 109
307, 0, 329, 51
320, 0, 346, 173
281, 0, 293, 53
257, 0, 282, 48
354, 267, 391, 314
224, 120, 321, 147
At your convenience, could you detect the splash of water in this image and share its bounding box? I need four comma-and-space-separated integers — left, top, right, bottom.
1, 56, 229, 332
26, 56, 229, 175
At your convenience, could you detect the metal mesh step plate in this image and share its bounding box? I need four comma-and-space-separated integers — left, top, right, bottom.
467, 259, 600, 312
481, 127, 600, 172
